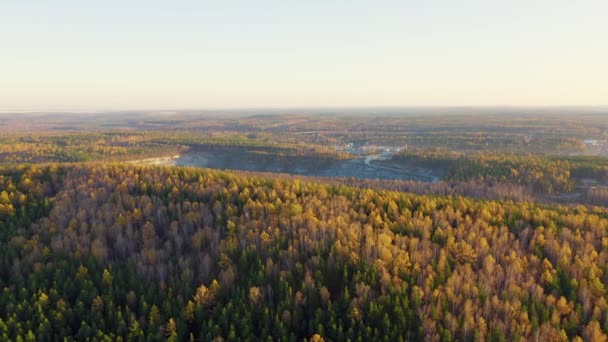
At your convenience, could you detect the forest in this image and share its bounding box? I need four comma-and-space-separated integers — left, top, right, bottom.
1, 111, 607, 340
2, 163, 608, 340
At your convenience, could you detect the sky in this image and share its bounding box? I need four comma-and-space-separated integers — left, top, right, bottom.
1, 1, 607, 111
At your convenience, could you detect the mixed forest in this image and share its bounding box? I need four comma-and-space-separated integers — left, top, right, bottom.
2, 163, 608, 340
1, 110, 608, 340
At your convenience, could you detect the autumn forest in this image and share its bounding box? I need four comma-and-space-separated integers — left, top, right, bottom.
1, 111, 608, 341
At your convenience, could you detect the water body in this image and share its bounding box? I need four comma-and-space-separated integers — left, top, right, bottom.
172, 151, 439, 182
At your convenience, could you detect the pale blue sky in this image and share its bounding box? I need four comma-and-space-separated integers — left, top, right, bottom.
1, 1, 607, 111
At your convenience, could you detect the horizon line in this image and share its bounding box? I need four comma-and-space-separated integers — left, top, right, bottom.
1, 104, 607, 115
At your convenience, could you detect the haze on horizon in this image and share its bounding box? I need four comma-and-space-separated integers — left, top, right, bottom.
1, 1, 607, 112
